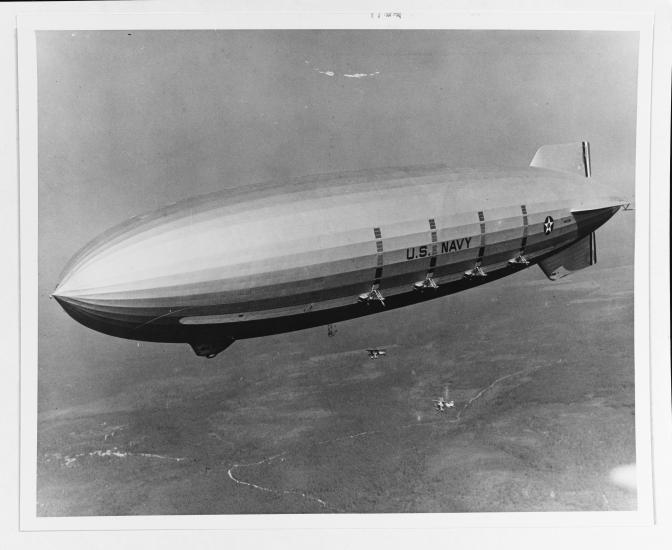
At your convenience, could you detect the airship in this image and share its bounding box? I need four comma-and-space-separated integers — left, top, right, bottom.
53, 142, 626, 358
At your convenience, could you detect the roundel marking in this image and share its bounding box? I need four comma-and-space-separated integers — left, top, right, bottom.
543, 216, 554, 235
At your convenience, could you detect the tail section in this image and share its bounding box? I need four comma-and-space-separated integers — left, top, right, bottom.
530, 141, 591, 177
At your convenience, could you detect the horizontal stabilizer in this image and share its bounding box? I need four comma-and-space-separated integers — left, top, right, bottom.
530, 141, 591, 177
538, 233, 597, 281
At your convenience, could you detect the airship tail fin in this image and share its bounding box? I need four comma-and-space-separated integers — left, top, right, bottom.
530, 141, 591, 177
538, 232, 597, 280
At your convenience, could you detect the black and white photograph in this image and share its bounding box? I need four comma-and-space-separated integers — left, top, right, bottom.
7, 5, 669, 545
29, 25, 645, 517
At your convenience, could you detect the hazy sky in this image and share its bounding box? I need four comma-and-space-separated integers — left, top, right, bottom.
36, 30, 639, 411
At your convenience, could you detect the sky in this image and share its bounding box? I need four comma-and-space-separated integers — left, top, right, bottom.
36, 30, 639, 412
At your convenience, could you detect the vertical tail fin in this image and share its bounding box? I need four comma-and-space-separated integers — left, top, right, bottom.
538, 232, 597, 280
530, 141, 591, 177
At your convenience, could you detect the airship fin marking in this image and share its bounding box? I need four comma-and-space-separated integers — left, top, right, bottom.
582, 141, 591, 177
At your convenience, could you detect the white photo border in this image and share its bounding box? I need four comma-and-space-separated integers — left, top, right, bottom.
17, 7, 655, 533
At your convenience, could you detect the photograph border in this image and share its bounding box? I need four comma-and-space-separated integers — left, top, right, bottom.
16, 6, 655, 533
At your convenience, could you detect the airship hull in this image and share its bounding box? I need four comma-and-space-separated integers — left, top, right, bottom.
53, 158, 624, 357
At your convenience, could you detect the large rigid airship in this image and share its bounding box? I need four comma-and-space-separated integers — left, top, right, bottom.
53, 142, 626, 358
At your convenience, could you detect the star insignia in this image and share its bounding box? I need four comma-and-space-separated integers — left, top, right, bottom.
543, 216, 554, 235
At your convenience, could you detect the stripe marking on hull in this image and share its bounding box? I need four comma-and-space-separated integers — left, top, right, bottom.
373, 226, 383, 288
477, 210, 486, 265
520, 204, 529, 254
428, 218, 438, 275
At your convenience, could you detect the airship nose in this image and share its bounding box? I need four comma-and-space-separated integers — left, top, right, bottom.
50, 197, 233, 340
51, 230, 177, 341
49, 212, 168, 335
51, 285, 106, 339
51, 292, 82, 320
51, 274, 73, 300
51, 266, 107, 331
51, 258, 97, 309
